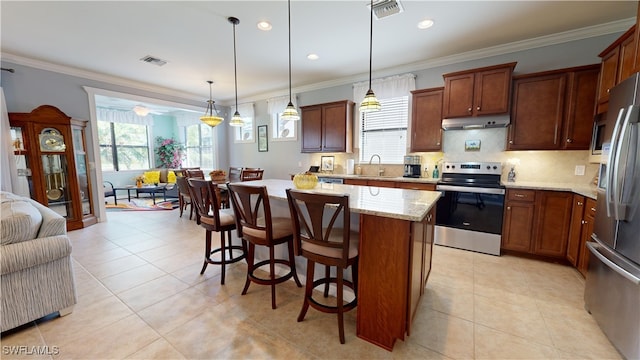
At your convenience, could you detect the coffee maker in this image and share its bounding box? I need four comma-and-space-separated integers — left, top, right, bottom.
403, 155, 422, 178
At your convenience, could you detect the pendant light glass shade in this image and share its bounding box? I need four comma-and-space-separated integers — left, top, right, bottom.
228, 17, 244, 128
360, 0, 381, 113
281, 0, 300, 121
200, 80, 224, 127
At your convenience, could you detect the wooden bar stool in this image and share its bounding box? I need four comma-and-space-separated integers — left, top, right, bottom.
286, 189, 359, 344
188, 178, 245, 284
227, 182, 302, 309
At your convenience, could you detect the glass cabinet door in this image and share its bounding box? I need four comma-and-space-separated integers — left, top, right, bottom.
72, 127, 93, 216
42, 154, 73, 219
10, 126, 33, 198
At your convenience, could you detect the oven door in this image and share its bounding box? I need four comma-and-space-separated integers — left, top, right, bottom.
435, 184, 505, 255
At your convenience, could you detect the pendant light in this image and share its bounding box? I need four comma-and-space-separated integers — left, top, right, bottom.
281, 0, 300, 121
200, 80, 224, 127
360, 0, 381, 113
228, 16, 244, 127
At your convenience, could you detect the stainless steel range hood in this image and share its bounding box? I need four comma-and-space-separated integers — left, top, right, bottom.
441, 115, 510, 130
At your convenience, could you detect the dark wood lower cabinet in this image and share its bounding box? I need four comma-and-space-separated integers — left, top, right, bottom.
501, 189, 573, 260
566, 194, 586, 266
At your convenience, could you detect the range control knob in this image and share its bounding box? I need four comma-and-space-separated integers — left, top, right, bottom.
493, 166, 497, 170
486, 165, 491, 170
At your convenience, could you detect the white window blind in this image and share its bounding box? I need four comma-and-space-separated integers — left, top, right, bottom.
360, 96, 409, 164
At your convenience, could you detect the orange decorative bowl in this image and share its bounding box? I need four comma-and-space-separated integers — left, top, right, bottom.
293, 172, 318, 189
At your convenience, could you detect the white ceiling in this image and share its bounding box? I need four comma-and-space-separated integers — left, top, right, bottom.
1, 1, 636, 109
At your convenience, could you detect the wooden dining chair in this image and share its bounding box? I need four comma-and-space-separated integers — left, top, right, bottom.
187, 178, 245, 284
286, 189, 359, 344
226, 182, 302, 309
185, 168, 205, 179
240, 168, 264, 181
228, 167, 243, 182
175, 176, 193, 219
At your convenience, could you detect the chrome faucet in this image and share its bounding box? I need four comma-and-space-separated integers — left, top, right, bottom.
369, 154, 384, 176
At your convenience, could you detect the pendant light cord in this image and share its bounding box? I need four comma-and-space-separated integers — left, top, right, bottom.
233, 20, 239, 112
368, 0, 373, 91
288, 0, 293, 102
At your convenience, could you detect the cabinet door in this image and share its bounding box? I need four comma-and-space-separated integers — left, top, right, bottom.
322, 102, 349, 152
474, 67, 512, 116
344, 178, 368, 186
577, 198, 597, 276
301, 106, 323, 152
533, 191, 572, 258
566, 194, 586, 266
597, 46, 620, 107
618, 28, 637, 83
367, 180, 396, 188
563, 67, 599, 149
423, 207, 435, 290
501, 200, 535, 252
395, 182, 436, 191
634, 4, 640, 73
508, 74, 567, 150
442, 73, 475, 118
411, 88, 443, 152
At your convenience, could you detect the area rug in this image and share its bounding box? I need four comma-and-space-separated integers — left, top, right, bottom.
106, 198, 179, 211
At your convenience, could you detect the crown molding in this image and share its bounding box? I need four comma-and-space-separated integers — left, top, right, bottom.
3, 18, 634, 106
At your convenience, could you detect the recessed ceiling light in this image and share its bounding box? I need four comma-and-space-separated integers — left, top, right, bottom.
418, 19, 434, 29
257, 21, 272, 31
307, 53, 319, 60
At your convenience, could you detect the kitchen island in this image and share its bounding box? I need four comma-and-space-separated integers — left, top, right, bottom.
232, 179, 441, 350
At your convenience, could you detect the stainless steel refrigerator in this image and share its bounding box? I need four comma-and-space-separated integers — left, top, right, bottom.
585, 72, 640, 360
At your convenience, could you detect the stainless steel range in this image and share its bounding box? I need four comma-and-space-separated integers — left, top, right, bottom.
435, 161, 505, 256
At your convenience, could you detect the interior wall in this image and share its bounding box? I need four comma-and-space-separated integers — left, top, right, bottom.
0, 31, 624, 190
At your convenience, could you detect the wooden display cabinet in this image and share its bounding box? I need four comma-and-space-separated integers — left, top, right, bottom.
410, 87, 443, 152
9, 105, 97, 230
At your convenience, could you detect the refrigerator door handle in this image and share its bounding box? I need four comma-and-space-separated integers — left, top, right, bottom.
612, 105, 638, 221
607, 107, 627, 218
587, 241, 640, 284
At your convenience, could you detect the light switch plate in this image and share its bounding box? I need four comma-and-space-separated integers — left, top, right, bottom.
575, 165, 586, 176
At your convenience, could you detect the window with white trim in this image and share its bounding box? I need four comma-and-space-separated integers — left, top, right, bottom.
268, 95, 298, 141
233, 103, 256, 143
359, 96, 409, 164
184, 123, 215, 169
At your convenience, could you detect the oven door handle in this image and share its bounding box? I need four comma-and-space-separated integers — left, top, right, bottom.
436, 184, 505, 195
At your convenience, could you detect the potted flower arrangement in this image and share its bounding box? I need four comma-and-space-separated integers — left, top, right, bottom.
134, 175, 145, 188
155, 137, 184, 168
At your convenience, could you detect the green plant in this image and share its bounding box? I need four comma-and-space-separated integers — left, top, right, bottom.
155, 136, 184, 168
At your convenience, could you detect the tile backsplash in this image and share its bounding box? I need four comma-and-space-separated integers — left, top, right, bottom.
308, 128, 599, 185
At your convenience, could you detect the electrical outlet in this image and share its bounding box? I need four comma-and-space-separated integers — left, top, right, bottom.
575, 165, 586, 176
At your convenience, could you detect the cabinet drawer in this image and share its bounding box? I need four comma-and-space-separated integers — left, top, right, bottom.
585, 198, 597, 217
507, 189, 536, 202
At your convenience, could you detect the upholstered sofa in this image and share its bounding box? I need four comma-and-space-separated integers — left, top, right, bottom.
0, 191, 77, 332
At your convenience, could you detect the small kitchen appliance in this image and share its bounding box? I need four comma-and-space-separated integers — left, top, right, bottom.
403, 155, 422, 178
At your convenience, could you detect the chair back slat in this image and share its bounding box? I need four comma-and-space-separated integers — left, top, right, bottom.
240, 169, 264, 181
185, 169, 205, 179
228, 167, 243, 182
175, 176, 191, 199
286, 189, 351, 264
188, 178, 223, 227
227, 183, 273, 242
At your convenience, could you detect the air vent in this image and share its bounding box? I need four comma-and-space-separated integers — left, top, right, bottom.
139, 55, 167, 67
371, 0, 403, 19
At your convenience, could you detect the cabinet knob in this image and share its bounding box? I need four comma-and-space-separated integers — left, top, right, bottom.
591, 207, 596, 212
509, 140, 513, 144
566, 138, 573, 143
468, 107, 472, 113
476, 106, 481, 111
507, 206, 511, 210
436, 142, 440, 146
582, 220, 588, 225
577, 201, 583, 206
514, 194, 525, 198
607, 88, 611, 93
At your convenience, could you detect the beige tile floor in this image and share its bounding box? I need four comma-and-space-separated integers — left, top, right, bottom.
0, 206, 623, 359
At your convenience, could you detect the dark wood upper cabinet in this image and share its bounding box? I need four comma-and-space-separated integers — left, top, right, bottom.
300, 100, 353, 153
508, 64, 599, 151
596, 25, 636, 114
442, 62, 516, 119
410, 87, 443, 152
634, 2, 640, 73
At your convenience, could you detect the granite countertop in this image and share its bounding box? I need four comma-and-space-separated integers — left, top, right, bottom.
312, 173, 440, 184
233, 179, 441, 222
503, 181, 598, 199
